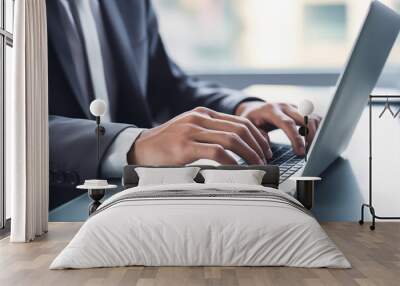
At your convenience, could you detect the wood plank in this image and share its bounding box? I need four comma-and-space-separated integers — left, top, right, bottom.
0, 222, 399, 286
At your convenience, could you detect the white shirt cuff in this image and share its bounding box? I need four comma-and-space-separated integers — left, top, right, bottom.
101, 128, 144, 178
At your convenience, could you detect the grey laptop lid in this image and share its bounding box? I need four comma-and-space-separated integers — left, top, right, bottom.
304, 1, 400, 176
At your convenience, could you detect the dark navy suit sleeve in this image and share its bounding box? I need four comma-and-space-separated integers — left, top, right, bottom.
49, 115, 134, 181
145, 0, 263, 118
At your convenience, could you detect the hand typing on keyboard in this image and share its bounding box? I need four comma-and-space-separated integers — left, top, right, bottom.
235, 101, 321, 156
131, 101, 321, 167
130, 107, 271, 166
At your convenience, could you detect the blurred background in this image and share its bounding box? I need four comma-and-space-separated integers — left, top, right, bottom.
153, 0, 400, 88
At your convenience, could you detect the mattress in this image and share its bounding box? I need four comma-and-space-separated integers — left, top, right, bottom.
50, 183, 350, 269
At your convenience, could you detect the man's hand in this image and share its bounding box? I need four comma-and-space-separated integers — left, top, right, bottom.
236, 101, 322, 155
129, 107, 272, 165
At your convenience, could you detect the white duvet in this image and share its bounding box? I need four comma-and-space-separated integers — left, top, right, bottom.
50, 183, 350, 269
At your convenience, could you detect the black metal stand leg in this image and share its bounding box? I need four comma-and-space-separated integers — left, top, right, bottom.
370, 207, 376, 231
359, 204, 377, 231
359, 204, 366, 225
359, 203, 400, 231
88, 189, 105, 215
89, 201, 102, 215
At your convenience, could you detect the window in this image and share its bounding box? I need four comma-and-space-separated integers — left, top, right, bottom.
153, 0, 400, 75
0, 0, 13, 229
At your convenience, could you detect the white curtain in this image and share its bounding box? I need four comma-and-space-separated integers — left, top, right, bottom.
9, 0, 49, 242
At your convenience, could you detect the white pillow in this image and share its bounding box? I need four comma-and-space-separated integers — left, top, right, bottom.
200, 169, 266, 185
135, 167, 200, 186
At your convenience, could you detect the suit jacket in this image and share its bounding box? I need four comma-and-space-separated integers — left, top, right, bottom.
47, 0, 258, 207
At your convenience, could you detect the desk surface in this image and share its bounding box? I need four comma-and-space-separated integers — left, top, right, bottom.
245, 85, 400, 221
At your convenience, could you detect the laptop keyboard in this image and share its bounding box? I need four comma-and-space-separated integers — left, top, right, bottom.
269, 143, 304, 183
237, 143, 305, 184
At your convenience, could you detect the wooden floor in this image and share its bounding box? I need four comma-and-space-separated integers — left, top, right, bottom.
0, 222, 399, 286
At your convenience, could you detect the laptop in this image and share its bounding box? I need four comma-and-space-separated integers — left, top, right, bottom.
193, 1, 400, 190
235, 1, 400, 189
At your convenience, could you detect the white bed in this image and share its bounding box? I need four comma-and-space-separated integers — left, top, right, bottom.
50, 183, 350, 269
